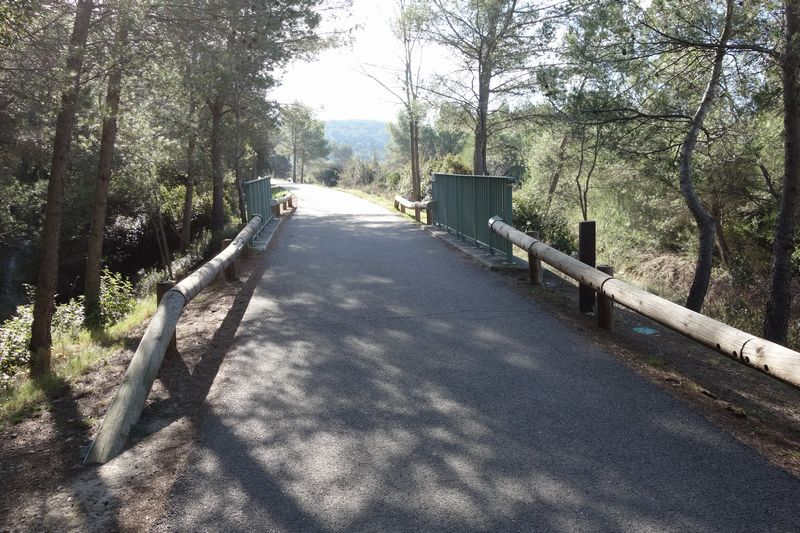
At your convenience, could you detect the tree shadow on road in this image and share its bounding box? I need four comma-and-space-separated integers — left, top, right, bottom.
150, 205, 800, 531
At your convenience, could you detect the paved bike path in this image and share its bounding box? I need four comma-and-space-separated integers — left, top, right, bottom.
154, 185, 799, 532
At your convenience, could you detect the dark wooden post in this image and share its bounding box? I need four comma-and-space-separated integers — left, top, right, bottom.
597, 264, 614, 330
578, 221, 596, 313
288, 195, 294, 208
528, 250, 543, 286
400, 203, 406, 214
156, 280, 177, 355
426, 204, 434, 225
414, 204, 421, 222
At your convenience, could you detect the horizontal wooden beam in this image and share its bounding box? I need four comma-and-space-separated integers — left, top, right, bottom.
84, 215, 264, 464
488, 216, 800, 389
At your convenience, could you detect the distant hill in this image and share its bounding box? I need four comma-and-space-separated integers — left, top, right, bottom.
325, 120, 390, 160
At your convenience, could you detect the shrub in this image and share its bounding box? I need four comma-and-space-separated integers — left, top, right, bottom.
52, 295, 84, 335
0, 304, 32, 384
512, 193, 575, 254
99, 268, 134, 327
0, 290, 86, 384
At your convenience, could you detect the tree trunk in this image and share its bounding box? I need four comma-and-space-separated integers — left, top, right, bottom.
544, 133, 569, 218
236, 167, 246, 224
680, 0, 733, 312
180, 133, 195, 252
85, 11, 127, 327
232, 88, 247, 225
254, 148, 266, 178
291, 126, 298, 182
30, 0, 92, 377
473, 49, 492, 176
764, 0, 800, 343
410, 116, 421, 200
209, 97, 225, 243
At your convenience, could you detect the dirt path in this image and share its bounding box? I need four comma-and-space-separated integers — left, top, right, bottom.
0, 242, 276, 532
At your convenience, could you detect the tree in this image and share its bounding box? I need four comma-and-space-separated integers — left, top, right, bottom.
677, 0, 734, 312
365, 0, 427, 199
425, 0, 573, 175
29, 0, 93, 377
84, 0, 131, 327
279, 104, 328, 183
764, 0, 800, 342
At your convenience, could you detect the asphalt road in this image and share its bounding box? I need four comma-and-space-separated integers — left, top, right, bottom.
154, 184, 800, 532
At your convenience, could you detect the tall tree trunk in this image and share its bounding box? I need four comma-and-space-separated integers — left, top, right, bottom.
84, 9, 127, 327
180, 133, 195, 252
233, 104, 246, 224
764, 0, 800, 343
291, 126, 298, 182
410, 116, 421, 200
680, 0, 733, 312
473, 41, 492, 176
473, 76, 490, 176
29, 0, 92, 377
209, 96, 225, 243
255, 148, 266, 178
544, 133, 569, 218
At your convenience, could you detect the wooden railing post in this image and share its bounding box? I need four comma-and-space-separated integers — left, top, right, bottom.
156, 280, 177, 355
597, 265, 614, 330
426, 204, 434, 225
414, 204, 421, 222
578, 221, 596, 313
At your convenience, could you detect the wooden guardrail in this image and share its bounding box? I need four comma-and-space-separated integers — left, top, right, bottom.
84, 215, 264, 464
488, 216, 800, 389
271, 194, 296, 217
393, 195, 433, 224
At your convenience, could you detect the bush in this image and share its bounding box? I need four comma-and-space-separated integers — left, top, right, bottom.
52, 295, 85, 335
99, 268, 134, 327
0, 304, 32, 384
512, 193, 575, 254
0, 289, 86, 384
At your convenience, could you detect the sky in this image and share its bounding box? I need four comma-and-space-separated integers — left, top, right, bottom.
270, 0, 450, 123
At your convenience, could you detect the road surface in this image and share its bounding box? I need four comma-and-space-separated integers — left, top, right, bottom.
154, 185, 800, 532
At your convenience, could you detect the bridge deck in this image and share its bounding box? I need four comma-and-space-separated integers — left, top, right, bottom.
155, 185, 799, 532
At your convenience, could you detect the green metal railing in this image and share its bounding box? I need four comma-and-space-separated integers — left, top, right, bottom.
243, 176, 272, 235
431, 172, 514, 260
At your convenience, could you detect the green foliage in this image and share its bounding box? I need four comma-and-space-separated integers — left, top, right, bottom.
512, 193, 575, 254
0, 288, 85, 384
0, 304, 32, 383
99, 268, 134, 327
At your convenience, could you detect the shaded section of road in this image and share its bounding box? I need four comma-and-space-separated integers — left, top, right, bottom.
154, 185, 800, 532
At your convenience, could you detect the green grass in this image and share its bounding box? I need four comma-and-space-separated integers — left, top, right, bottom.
272, 187, 289, 201
0, 294, 157, 428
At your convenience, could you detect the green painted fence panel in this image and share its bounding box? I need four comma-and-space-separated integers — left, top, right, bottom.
243, 176, 272, 236
431, 173, 513, 260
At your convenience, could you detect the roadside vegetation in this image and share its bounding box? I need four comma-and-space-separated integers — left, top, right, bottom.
300, 0, 800, 351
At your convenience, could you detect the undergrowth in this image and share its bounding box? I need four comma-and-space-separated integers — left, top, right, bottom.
0, 230, 215, 429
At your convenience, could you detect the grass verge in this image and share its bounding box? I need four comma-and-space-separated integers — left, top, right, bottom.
0, 294, 156, 429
